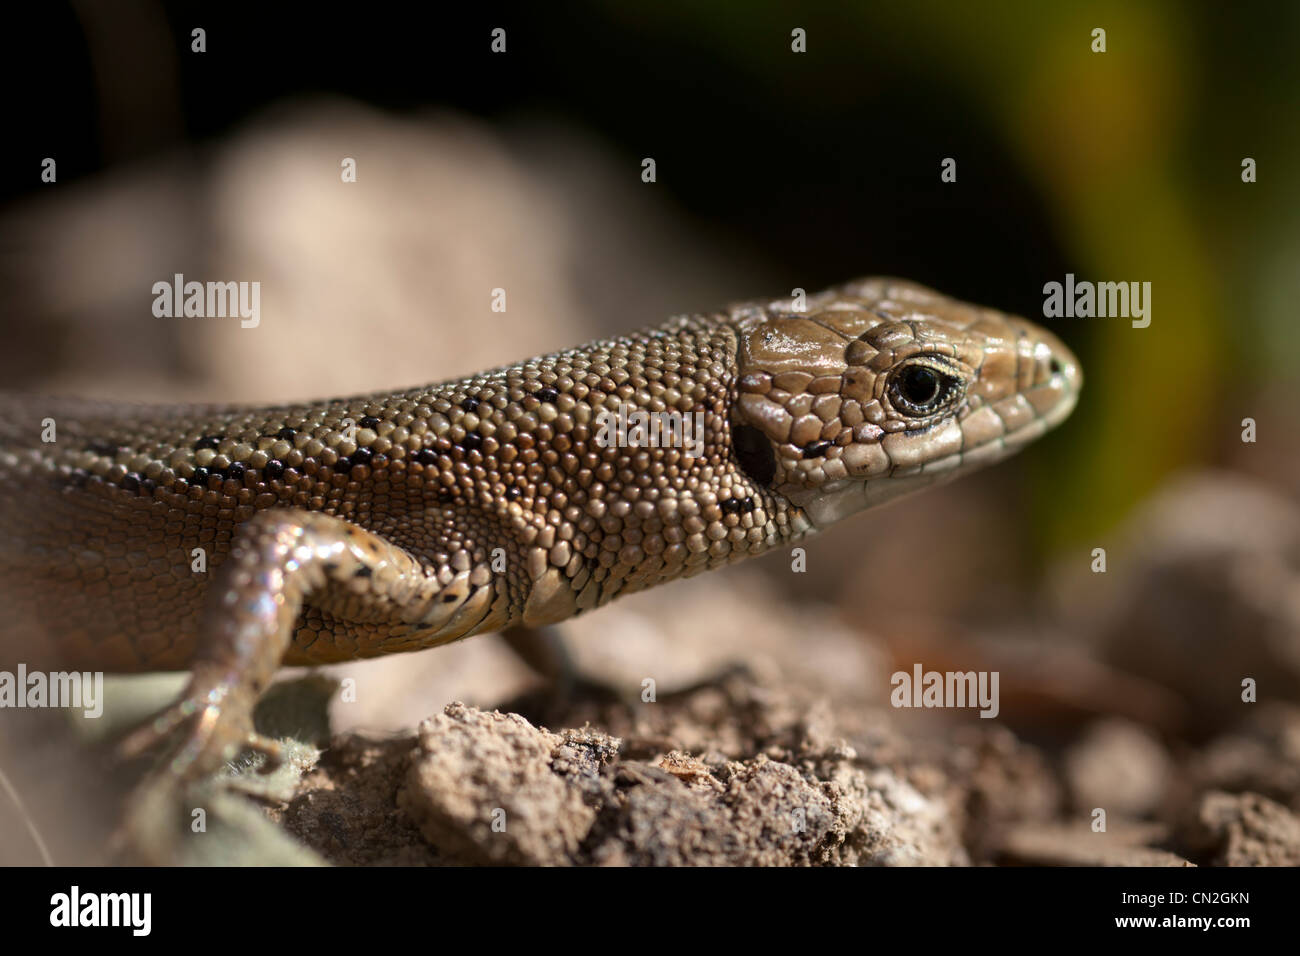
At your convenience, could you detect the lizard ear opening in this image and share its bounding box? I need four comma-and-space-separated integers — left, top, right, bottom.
731, 423, 776, 487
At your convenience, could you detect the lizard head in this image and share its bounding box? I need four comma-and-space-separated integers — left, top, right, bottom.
729, 278, 1081, 529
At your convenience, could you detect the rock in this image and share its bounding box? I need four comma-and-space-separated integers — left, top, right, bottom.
1189, 704, 1300, 809
1064, 719, 1173, 818
398, 703, 611, 866
1073, 472, 1300, 733
290, 666, 970, 866
1179, 791, 1300, 867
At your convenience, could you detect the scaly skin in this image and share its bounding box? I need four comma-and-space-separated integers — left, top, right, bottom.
0, 278, 1080, 778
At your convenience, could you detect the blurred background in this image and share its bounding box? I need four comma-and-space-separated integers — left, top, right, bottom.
1, 1, 1297, 864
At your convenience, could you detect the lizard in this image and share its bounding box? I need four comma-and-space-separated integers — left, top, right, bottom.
0, 277, 1080, 783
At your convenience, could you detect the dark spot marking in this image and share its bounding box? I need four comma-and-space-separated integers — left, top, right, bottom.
191, 466, 210, 485
534, 385, 559, 403
460, 396, 480, 413
226, 462, 246, 481
195, 435, 222, 451
504, 485, 521, 501
354, 566, 373, 579
87, 441, 118, 457
276, 426, 297, 440
443, 593, 458, 603
461, 432, 483, 452
359, 416, 381, 431
265, 459, 285, 480
802, 440, 832, 459
721, 497, 752, 515
121, 473, 141, 492
732, 423, 776, 486
416, 448, 438, 465
352, 447, 373, 466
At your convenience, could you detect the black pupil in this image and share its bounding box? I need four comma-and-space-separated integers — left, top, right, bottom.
900, 366, 941, 405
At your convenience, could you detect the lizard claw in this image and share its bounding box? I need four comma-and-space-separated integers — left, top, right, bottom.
241, 730, 286, 773
117, 677, 257, 781
110, 679, 293, 863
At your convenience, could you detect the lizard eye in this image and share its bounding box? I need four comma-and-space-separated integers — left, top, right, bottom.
887, 360, 963, 418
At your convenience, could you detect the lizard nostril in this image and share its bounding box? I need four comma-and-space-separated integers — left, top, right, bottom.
1049, 357, 1063, 375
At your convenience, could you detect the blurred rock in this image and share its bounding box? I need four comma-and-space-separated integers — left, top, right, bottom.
1067, 471, 1300, 733
1188, 704, 1300, 811
996, 822, 1191, 867
0, 99, 751, 400
1064, 719, 1173, 818
889, 630, 1188, 734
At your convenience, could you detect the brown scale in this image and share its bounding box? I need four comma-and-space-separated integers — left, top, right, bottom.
0, 277, 1080, 780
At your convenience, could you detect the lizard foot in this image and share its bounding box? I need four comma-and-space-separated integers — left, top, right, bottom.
118, 674, 282, 782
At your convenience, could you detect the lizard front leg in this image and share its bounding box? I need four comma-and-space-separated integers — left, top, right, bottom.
122, 508, 509, 781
